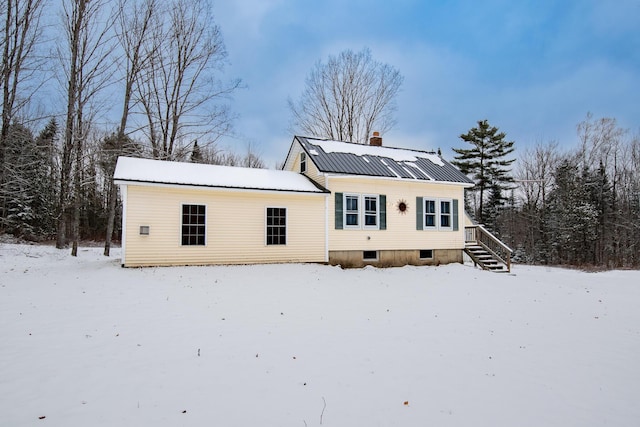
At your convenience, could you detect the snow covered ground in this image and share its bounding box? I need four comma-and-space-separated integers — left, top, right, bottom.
1, 243, 639, 427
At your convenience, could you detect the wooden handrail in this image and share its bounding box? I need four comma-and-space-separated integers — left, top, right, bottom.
465, 225, 512, 272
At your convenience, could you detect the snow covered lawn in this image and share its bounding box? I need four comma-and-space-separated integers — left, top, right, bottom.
1, 244, 639, 427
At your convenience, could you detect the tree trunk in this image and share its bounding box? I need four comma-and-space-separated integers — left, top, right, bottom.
71, 118, 82, 256
105, 0, 156, 256
103, 177, 118, 255
57, 0, 86, 249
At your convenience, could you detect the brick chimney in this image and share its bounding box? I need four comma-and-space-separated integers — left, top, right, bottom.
369, 131, 382, 146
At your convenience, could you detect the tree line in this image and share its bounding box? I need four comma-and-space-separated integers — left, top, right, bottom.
0, 0, 257, 255
457, 115, 640, 269
1, 1, 637, 268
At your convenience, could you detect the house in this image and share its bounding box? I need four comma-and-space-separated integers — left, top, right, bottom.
114, 134, 509, 269
113, 157, 329, 267
282, 134, 474, 267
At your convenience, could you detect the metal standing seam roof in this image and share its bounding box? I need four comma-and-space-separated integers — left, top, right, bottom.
295, 136, 474, 185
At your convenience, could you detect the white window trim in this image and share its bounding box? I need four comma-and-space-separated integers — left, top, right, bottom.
422, 198, 453, 231
343, 193, 380, 230
363, 194, 380, 230
300, 152, 306, 173
343, 193, 361, 229
180, 202, 207, 246
419, 249, 434, 259
439, 198, 453, 231
265, 206, 287, 246
423, 198, 437, 230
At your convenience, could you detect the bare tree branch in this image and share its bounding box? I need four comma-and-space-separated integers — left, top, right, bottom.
133, 0, 241, 160
288, 48, 403, 144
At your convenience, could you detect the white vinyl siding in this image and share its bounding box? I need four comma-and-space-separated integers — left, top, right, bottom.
328, 177, 465, 252
121, 185, 326, 266
282, 141, 326, 187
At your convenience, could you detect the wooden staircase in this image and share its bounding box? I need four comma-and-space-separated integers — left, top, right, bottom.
464, 225, 512, 273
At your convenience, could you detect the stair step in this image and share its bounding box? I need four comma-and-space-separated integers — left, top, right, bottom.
465, 247, 508, 273
470, 251, 490, 256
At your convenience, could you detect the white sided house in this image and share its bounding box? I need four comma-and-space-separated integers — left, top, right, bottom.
283, 134, 475, 268
114, 158, 329, 267
115, 134, 511, 270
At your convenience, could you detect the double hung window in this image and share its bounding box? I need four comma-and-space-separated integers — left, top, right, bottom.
364, 196, 378, 227
300, 152, 306, 173
344, 194, 380, 229
345, 194, 360, 227
440, 200, 452, 229
266, 207, 287, 245
424, 199, 436, 228
418, 197, 456, 231
335, 193, 386, 230
182, 204, 206, 245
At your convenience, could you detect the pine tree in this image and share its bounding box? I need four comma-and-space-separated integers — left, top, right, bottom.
485, 181, 506, 233
453, 120, 515, 224
190, 140, 203, 163
584, 161, 613, 265
1, 124, 36, 235
31, 119, 59, 237
547, 159, 598, 265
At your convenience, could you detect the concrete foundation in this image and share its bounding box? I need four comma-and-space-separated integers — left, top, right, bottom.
328, 249, 463, 268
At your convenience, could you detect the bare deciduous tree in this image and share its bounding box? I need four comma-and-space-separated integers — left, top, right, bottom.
1, 0, 46, 222
135, 0, 241, 160
57, 0, 116, 254
288, 48, 403, 144
104, 0, 156, 256
512, 140, 560, 262
516, 141, 559, 210
500, 115, 640, 268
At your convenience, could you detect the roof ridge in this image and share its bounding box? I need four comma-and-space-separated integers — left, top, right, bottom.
296, 135, 439, 156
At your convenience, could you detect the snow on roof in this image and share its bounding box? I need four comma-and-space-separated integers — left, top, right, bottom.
114, 157, 327, 193
308, 137, 445, 166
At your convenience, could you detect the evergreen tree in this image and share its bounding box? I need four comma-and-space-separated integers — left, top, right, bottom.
452, 119, 515, 224
0, 121, 59, 238
190, 140, 203, 163
1, 124, 36, 235
547, 159, 598, 265
31, 119, 59, 237
485, 181, 506, 233
584, 161, 613, 265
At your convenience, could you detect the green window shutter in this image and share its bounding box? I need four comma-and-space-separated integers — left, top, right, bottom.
379, 194, 386, 230
453, 199, 459, 231
335, 192, 343, 229
416, 197, 423, 230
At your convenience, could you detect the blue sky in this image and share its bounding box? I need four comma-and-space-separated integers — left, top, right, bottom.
213, 0, 639, 167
